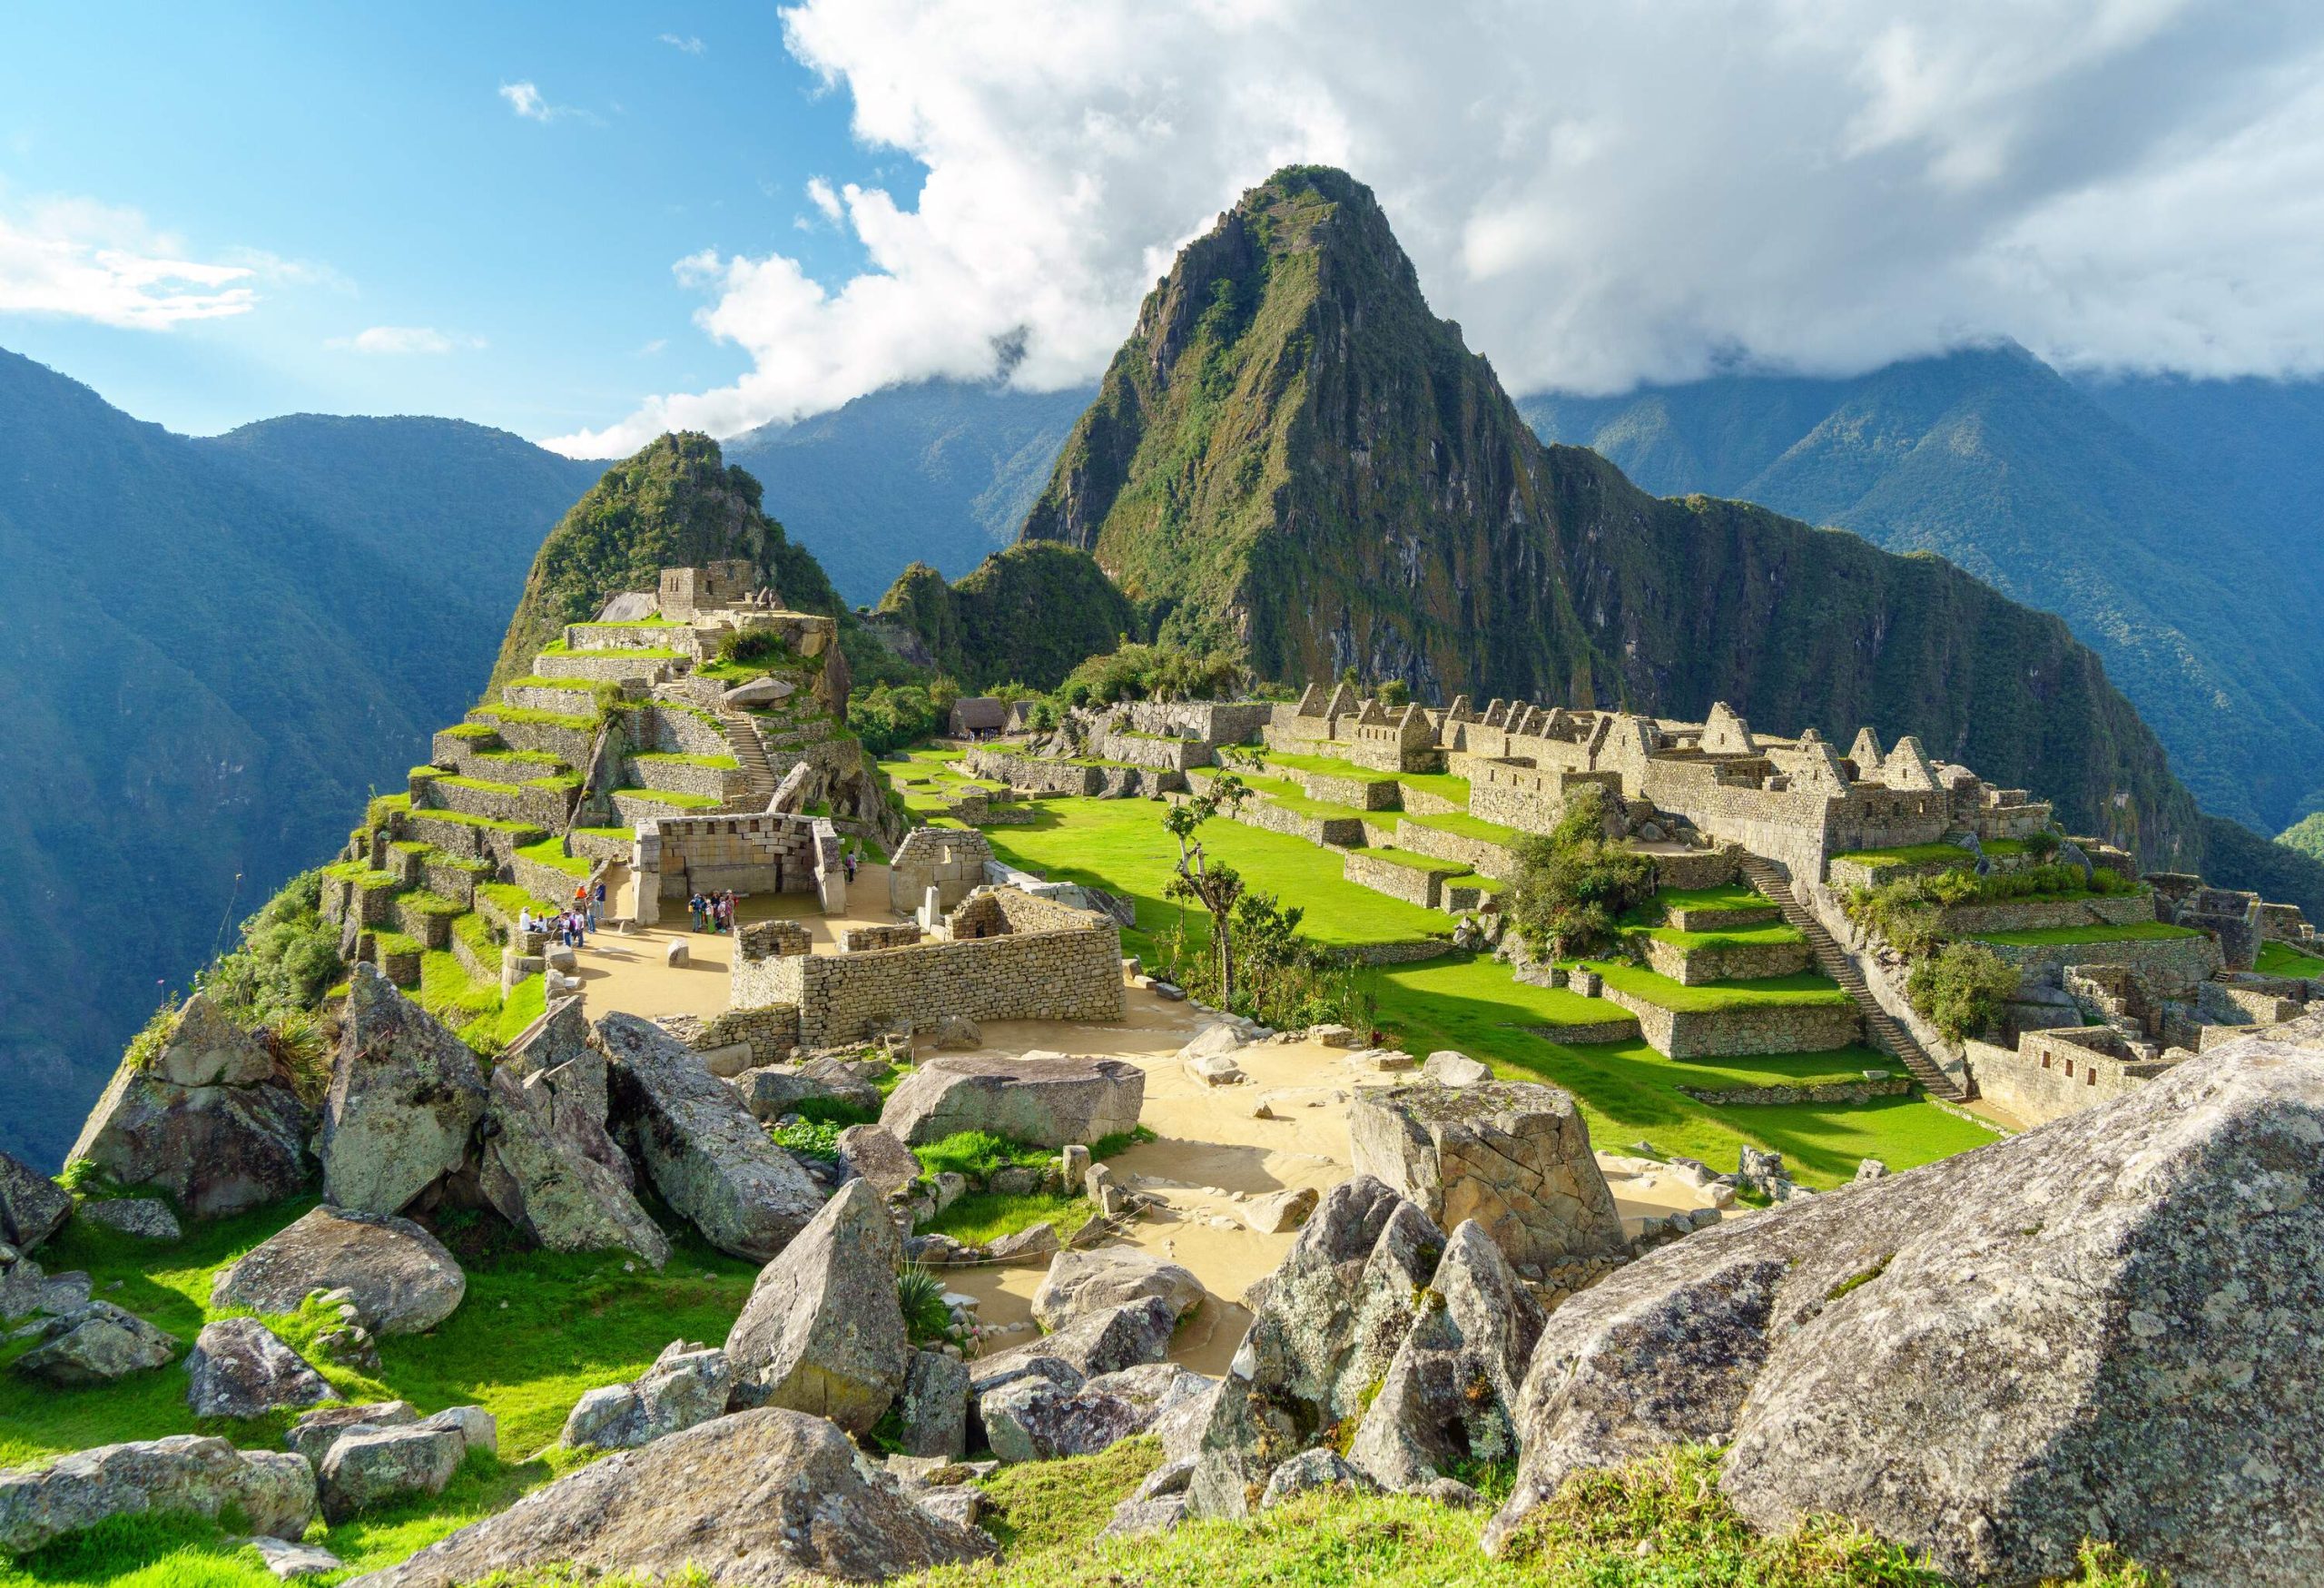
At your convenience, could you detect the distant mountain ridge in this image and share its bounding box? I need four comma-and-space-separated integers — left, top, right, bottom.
0, 350, 597, 1169
1520, 348, 2324, 834
1010, 167, 2220, 872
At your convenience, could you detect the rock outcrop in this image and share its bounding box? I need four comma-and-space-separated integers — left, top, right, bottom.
184, 1317, 340, 1419
598, 1012, 823, 1262
343, 1408, 995, 1587
320, 969, 487, 1217
834, 1124, 922, 1198
1032, 1246, 1204, 1331
561, 1341, 734, 1450
881, 1053, 1144, 1149
895, 1349, 971, 1460
723, 1179, 908, 1434
479, 1053, 670, 1267
968, 1297, 1176, 1392
0, 1150, 73, 1251
1483, 1039, 2324, 1587
981, 1374, 1156, 1463
65, 995, 315, 1221
211, 1206, 466, 1335
12, 1301, 178, 1386
1345, 1219, 1542, 1490
1347, 1078, 1624, 1269
1186, 1177, 1444, 1519
0, 1435, 313, 1555
287, 1401, 418, 1467
320, 1424, 468, 1523
80, 1198, 182, 1241
729, 1064, 882, 1122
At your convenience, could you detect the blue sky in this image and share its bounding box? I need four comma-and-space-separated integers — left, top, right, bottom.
0, 3, 897, 440
5, 3, 2319, 455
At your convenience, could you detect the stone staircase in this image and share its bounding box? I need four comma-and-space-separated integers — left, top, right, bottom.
1737, 855, 1970, 1101
720, 711, 781, 807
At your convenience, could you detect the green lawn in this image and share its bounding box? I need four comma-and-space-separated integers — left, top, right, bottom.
1394, 769, 1470, 806
515, 838, 590, 878
1357, 847, 1471, 875
1576, 959, 1855, 1012
629, 751, 740, 771
1828, 843, 1975, 870
1970, 922, 2203, 946
608, 785, 724, 812
1634, 920, 1806, 952
1226, 772, 1370, 824
1656, 883, 1777, 914
2258, 941, 2324, 978
1397, 809, 1522, 846
1256, 750, 1400, 787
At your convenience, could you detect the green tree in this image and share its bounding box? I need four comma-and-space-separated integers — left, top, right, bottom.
1503, 786, 1655, 959
1163, 774, 1253, 1003
1906, 942, 2021, 1041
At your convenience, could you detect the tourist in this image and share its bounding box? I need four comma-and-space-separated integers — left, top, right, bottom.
517, 905, 533, 936
590, 878, 606, 930
843, 852, 857, 885
688, 892, 704, 932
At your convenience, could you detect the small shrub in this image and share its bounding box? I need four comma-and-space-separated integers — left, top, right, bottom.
1906, 942, 2021, 1041
2024, 828, 2063, 862
791, 1095, 879, 1129
897, 1262, 951, 1346
915, 1129, 1049, 1183
1502, 787, 1655, 960
767, 1117, 845, 1161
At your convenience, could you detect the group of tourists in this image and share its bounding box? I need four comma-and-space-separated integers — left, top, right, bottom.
516, 901, 592, 950
689, 890, 738, 932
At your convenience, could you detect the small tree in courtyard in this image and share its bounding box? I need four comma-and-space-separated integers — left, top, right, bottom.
1164, 774, 1253, 1003
1503, 785, 1655, 960
1907, 942, 2021, 1042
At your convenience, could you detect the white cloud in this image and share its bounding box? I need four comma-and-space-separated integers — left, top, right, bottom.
545, 0, 2324, 455
0, 196, 258, 328
660, 33, 705, 54
499, 81, 553, 122
328, 325, 481, 355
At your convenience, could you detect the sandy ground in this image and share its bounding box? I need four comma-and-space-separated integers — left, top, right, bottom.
935, 983, 1726, 1376
569, 863, 901, 1021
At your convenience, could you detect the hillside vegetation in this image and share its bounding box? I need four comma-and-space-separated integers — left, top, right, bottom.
873, 542, 1139, 690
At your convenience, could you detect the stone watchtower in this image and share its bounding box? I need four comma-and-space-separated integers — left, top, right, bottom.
657, 559, 756, 620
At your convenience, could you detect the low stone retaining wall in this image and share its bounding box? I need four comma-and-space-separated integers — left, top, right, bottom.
404, 810, 543, 869
843, 923, 923, 952
1393, 819, 1512, 878
1344, 939, 1456, 966
1601, 987, 1861, 1058
1934, 893, 2155, 936
391, 894, 456, 951
419, 853, 487, 908
1399, 785, 1467, 818
1233, 795, 1364, 848
1521, 1017, 1645, 1046
622, 755, 743, 803
645, 702, 733, 758
535, 651, 673, 683
1637, 932, 1813, 986
1679, 1078, 1914, 1106
1274, 764, 1399, 810
448, 922, 499, 985
516, 853, 588, 903
611, 788, 720, 825
1098, 731, 1211, 773
1343, 849, 1453, 909
567, 827, 633, 863
472, 713, 596, 766
418, 774, 572, 833
1642, 846, 1741, 892
1664, 899, 1779, 932
967, 750, 1098, 795
1445, 880, 1504, 912
504, 682, 602, 715
665, 1004, 803, 1068
1972, 932, 2222, 996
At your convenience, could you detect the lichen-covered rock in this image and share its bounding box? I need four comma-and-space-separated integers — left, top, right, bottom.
1186, 1177, 1444, 1520
286, 1401, 417, 1467
184, 1317, 339, 1419
834, 1123, 922, 1198
1240, 1186, 1319, 1235
0, 1151, 72, 1252
969, 1297, 1175, 1389
1259, 1447, 1379, 1510
980, 1375, 1153, 1463
881, 1053, 1144, 1149
723, 1179, 908, 1434
1347, 1078, 1624, 1268
598, 1012, 823, 1262
249, 1536, 344, 1579
728, 1065, 881, 1122
560, 1342, 733, 1450
79, 1198, 182, 1241
320, 968, 487, 1216
896, 1349, 971, 1460
1032, 1246, 1204, 1331
479, 1060, 670, 1267
319, 1424, 466, 1523
1483, 1039, 2324, 1587
212, 1206, 465, 1334
341, 1408, 995, 1588
1345, 1219, 1542, 1490
66, 999, 316, 1223
12, 1301, 178, 1386
0, 1435, 312, 1554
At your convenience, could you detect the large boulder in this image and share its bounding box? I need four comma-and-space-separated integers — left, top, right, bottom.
320, 968, 487, 1216
1186, 1177, 1444, 1519
1483, 1039, 2324, 1587
729, 1064, 881, 1121
895, 1349, 971, 1459
66, 995, 315, 1221
0, 1435, 312, 1555
479, 1059, 671, 1267
881, 1052, 1145, 1149
184, 1317, 340, 1419
1032, 1246, 1204, 1331
0, 1150, 71, 1252
495, 1000, 630, 1180
834, 1124, 922, 1198
980, 1375, 1154, 1464
80, 1198, 182, 1241
212, 1206, 466, 1335
1344, 1218, 1543, 1491
341, 1408, 995, 1587
598, 1012, 823, 1262
968, 1297, 1174, 1391
723, 1179, 909, 1434
287, 1401, 417, 1467
319, 1424, 467, 1523
1347, 1078, 1624, 1269
561, 1341, 734, 1450
12, 1301, 179, 1386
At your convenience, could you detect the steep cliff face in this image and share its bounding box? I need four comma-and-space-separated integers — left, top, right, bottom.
872, 542, 1138, 691
1019, 166, 2202, 866
491, 433, 837, 689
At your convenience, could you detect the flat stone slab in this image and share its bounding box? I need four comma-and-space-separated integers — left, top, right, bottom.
881, 1052, 1144, 1149
211, 1206, 466, 1335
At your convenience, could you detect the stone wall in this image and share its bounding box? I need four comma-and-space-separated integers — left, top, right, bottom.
1393, 819, 1513, 878
473, 712, 596, 766
1637, 933, 1813, 987
844, 923, 923, 952
1224, 794, 1364, 848
1678, 1077, 1914, 1106
621, 755, 744, 803
1467, 762, 1619, 832
1400, 784, 1468, 818
1599, 988, 1861, 1059
739, 906, 1124, 1046
644, 702, 733, 759
1932, 893, 2156, 936
889, 827, 995, 917
1098, 731, 1211, 773
1117, 700, 1271, 745
737, 919, 812, 960
1342, 850, 1451, 909
1271, 762, 1400, 810
1965, 1027, 2174, 1126
966, 750, 1098, 795
516, 853, 587, 904
1974, 932, 2223, 996
689, 1004, 803, 1066
417, 774, 573, 833
643, 810, 832, 902
504, 682, 601, 715
536, 651, 675, 683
